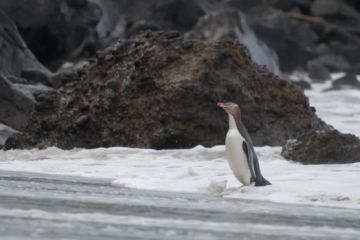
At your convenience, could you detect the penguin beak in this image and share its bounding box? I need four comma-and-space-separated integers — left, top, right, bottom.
217, 102, 225, 108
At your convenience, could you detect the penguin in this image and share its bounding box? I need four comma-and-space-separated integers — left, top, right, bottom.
218, 102, 271, 186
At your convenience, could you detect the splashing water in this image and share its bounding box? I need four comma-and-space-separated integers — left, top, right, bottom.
235, 13, 281, 75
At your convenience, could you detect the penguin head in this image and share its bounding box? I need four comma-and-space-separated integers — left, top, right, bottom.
217, 102, 241, 119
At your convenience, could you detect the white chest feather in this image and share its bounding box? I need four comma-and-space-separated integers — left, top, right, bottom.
225, 116, 252, 185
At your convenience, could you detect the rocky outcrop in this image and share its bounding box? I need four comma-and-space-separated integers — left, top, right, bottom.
5, 31, 329, 150
0, 9, 53, 144
229, 0, 360, 76
92, 0, 208, 48
0, 75, 52, 131
329, 73, 360, 90
282, 70, 312, 90
1, 0, 359, 153
0, 0, 102, 70
4, 0, 356, 79
311, 0, 360, 27
307, 59, 331, 82
0, 123, 19, 148
282, 130, 360, 164
0, 9, 49, 77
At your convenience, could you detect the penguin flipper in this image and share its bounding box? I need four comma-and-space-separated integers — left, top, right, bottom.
242, 141, 256, 183
238, 122, 271, 186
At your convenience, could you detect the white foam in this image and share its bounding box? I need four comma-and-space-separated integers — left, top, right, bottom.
1, 145, 360, 208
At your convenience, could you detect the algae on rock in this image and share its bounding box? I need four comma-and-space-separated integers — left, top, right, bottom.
6, 31, 328, 149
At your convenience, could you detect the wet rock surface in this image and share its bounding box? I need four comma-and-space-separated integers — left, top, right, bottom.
231, 0, 360, 76
307, 59, 331, 82
6, 31, 328, 150
2, 0, 359, 85
93, 0, 207, 39
0, 9, 49, 77
330, 74, 360, 90
91, 0, 360, 77
282, 130, 360, 164
0, 0, 102, 70
0, 123, 18, 148
0, 75, 35, 130
0, 9, 52, 144
0, 75, 52, 131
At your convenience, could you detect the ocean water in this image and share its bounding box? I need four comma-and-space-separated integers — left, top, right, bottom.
305, 74, 360, 137
1, 75, 360, 209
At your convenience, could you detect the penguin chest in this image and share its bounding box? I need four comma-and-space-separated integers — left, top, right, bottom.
225, 130, 252, 185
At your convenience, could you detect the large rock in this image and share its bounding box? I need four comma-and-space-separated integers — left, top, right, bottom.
227, 0, 313, 12
307, 59, 331, 82
308, 0, 360, 72
346, 0, 360, 12
329, 73, 360, 90
314, 54, 351, 72
282, 130, 360, 164
311, 0, 360, 24
92, 0, 206, 46
5, 31, 328, 150
0, 9, 49, 77
226, 0, 276, 12
0, 9, 53, 135
0, 123, 19, 148
0, 75, 52, 130
0, 0, 102, 70
226, 1, 360, 75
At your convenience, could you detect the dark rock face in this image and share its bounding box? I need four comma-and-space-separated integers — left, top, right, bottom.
315, 54, 351, 72
0, 123, 19, 148
0, 0, 102, 69
0, 75, 33, 130
282, 70, 312, 90
93, 0, 207, 47
282, 130, 360, 164
311, 0, 360, 24
307, 60, 331, 82
0, 9, 49, 77
293, 80, 311, 89
124, 0, 206, 33
0, 75, 52, 130
0, 9, 52, 140
4, 0, 356, 78
228, 0, 360, 75
330, 74, 360, 90
6, 31, 328, 150
226, 0, 275, 12
20, 69, 52, 86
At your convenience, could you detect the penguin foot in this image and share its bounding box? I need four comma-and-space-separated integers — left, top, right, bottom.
255, 177, 271, 186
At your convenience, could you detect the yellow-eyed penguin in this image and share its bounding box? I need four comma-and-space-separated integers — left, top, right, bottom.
218, 102, 271, 186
